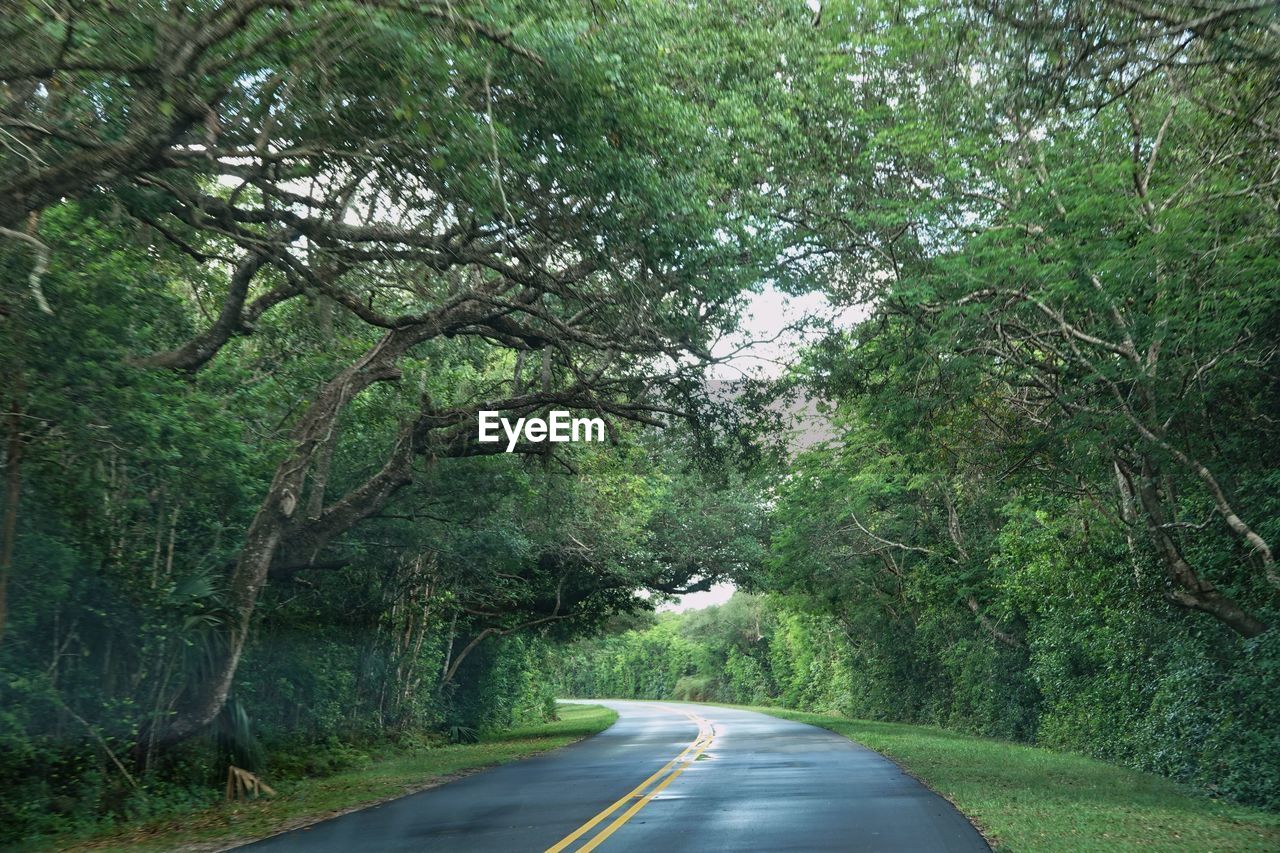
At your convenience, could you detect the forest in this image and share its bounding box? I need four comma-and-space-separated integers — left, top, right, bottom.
1, 0, 1278, 845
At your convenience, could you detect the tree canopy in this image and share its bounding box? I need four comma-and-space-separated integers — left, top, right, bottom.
2, 0, 1279, 842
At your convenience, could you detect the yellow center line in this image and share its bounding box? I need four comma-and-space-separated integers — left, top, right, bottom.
545, 706, 714, 853
575, 719, 715, 852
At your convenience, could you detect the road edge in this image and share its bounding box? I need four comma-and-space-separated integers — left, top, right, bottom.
743, 706, 997, 849
220, 703, 622, 853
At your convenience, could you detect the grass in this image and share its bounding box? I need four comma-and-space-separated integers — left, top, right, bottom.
33, 704, 617, 852
746, 706, 1280, 852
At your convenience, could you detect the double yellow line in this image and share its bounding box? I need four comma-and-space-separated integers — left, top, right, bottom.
545, 706, 715, 852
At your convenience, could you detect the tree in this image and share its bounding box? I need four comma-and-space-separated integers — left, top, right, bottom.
796, 0, 1280, 636
2, 0, 827, 750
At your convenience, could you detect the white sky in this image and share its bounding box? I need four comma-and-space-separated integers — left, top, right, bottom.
710, 286, 859, 379
659, 582, 737, 612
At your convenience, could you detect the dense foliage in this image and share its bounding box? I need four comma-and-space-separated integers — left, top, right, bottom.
3, 0, 1278, 843
0, 0, 806, 840
552, 0, 1280, 815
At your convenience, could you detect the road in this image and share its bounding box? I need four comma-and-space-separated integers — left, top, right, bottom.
242, 700, 989, 852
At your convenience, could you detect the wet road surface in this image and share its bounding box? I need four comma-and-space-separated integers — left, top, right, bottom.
242, 700, 989, 852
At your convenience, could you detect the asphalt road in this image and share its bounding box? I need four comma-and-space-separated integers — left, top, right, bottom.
242, 700, 990, 852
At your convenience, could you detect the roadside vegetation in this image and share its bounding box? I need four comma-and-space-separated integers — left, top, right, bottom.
21, 704, 616, 852
757, 708, 1280, 853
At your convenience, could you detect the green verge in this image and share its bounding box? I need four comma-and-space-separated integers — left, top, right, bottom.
745, 707, 1280, 852
31, 704, 617, 853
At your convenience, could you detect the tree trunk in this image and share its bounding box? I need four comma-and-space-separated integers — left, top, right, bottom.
1125, 456, 1268, 637
147, 327, 422, 749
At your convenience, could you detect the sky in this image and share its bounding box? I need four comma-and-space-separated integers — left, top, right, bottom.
708, 287, 847, 379
660, 581, 738, 612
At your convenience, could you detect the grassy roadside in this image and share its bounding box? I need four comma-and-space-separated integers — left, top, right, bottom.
747, 706, 1280, 852
29, 704, 617, 853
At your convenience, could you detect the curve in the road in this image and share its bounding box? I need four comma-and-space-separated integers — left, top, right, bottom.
547, 704, 715, 851
241, 700, 989, 852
